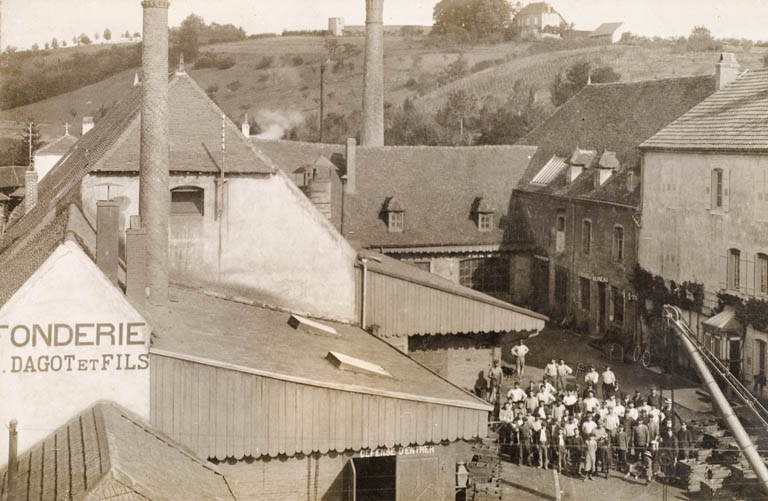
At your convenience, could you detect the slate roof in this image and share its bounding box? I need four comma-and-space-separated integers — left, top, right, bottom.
251, 139, 537, 249
590, 22, 624, 38
35, 132, 78, 156
641, 68, 768, 152
0, 166, 26, 189
516, 75, 717, 206
0, 402, 234, 501
149, 285, 492, 411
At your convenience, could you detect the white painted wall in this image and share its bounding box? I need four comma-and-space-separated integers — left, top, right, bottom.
33, 154, 60, 181
0, 241, 151, 464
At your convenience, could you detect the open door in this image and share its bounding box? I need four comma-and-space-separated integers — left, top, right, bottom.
396, 456, 439, 501
351, 456, 396, 501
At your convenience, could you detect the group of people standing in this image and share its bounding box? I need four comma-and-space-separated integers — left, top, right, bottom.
488, 350, 696, 484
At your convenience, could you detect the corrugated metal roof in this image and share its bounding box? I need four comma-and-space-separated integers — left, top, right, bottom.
530, 155, 567, 185
703, 307, 742, 334
0, 402, 234, 500
360, 251, 547, 337
641, 68, 768, 152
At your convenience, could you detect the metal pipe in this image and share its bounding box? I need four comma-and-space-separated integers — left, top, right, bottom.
360, 258, 368, 330
664, 305, 768, 494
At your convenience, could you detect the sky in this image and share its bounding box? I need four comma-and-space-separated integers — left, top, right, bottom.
2, 0, 768, 50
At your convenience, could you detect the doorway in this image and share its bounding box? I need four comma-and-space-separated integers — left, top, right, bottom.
729, 339, 741, 378
352, 456, 396, 501
757, 339, 766, 376
531, 257, 550, 314
598, 282, 607, 334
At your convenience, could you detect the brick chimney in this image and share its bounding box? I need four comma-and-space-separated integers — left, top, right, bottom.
24, 169, 37, 214
716, 52, 740, 90
241, 113, 250, 137
139, 0, 170, 306
96, 200, 120, 285
345, 137, 356, 194
361, 0, 384, 147
125, 215, 147, 306
82, 116, 95, 136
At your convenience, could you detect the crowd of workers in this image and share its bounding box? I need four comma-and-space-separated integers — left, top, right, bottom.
475, 344, 696, 484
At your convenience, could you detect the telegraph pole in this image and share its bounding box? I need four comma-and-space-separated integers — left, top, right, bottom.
28, 122, 33, 167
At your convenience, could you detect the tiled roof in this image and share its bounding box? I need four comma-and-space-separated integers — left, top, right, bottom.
35, 132, 78, 156
641, 68, 768, 152
252, 140, 536, 249
0, 166, 26, 189
518, 2, 559, 16
516, 75, 717, 206
0, 402, 234, 500
94, 74, 274, 175
149, 285, 491, 411
591, 22, 624, 37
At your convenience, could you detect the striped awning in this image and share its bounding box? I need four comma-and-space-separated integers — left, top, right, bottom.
703, 307, 742, 334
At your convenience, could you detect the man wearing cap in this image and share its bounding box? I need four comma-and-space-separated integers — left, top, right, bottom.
601, 366, 617, 399
677, 422, 694, 460
511, 340, 529, 377
633, 418, 650, 460
647, 387, 662, 409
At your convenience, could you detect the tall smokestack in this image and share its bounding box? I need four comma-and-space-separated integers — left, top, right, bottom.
361, 0, 384, 147
140, 0, 170, 305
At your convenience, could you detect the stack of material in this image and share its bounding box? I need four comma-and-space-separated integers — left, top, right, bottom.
677, 459, 708, 492
699, 465, 732, 496
729, 455, 759, 483
468, 438, 502, 500
696, 448, 713, 462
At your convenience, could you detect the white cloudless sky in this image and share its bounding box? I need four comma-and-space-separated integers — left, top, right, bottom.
3, 0, 767, 49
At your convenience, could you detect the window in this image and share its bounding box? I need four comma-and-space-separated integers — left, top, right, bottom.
727, 248, 741, 290
411, 261, 431, 272
555, 213, 566, 253
170, 186, 204, 216
612, 286, 624, 325
556, 214, 566, 232
582, 220, 592, 255
388, 211, 403, 232
613, 226, 624, 262
478, 213, 492, 232
712, 168, 723, 209
580, 277, 591, 311
459, 258, 509, 294
758, 253, 768, 295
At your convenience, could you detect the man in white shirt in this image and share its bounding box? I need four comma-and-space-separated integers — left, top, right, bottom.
601, 366, 617, 399
511, 340, 530, 377
582, 391, 599, 413
584, 366, 599, 390
581, 415, 597, 437
544, 359, 558, 383
604, 408, 620, 439
507, 381, 526, 404
614, 398, 626, 419
556, 359, 573, 392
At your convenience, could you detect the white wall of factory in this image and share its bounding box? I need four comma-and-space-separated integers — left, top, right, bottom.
0, 241, 151, 464
80, 170, 358, 322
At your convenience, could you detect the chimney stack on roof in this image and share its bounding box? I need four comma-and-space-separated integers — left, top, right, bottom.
345, 137, 356, 194
241, 114, 251, 137
716, 52, 740, 90
139, 0, 171, 306
5, 419, 18, 500
82, 116, 95, 136
361, 0, 384, 147
96, 200, 120, 285
24, 169, 37, 214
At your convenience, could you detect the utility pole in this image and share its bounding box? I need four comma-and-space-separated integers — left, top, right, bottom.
28, 122, 33, 168
319, 59, 329, 143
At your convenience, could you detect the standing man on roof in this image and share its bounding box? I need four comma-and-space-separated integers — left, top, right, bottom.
511, 339, 530, 377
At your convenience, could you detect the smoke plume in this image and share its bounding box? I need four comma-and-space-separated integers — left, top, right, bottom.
254, 109, 304, 140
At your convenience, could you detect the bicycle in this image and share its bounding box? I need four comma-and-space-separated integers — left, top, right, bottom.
632, 342, 651, 369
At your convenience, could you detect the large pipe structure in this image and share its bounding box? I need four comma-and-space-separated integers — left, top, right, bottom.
664, 305, 768, 495
361, 0, 384, 146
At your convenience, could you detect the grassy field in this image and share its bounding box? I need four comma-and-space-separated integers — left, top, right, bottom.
1, 35, 763, 143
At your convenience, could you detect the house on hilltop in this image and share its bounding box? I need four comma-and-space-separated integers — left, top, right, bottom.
514, 2, 567, 39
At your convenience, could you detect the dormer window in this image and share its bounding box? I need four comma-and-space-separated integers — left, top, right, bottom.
473, 197, 494, 232
384, 197, 404, 232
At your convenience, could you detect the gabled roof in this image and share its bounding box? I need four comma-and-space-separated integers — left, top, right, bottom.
0, 402, 234, 501
516, 75, 717, 206
35, 132, 78, 156
591, 22, 624, 38
0, 166, 26, 189
149, 284, 492, 411
518, 2, 561, 16
252, 139, 537, 249
641, 68, 768, 152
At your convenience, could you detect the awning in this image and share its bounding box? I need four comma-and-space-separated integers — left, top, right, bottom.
703, 307, 742, 334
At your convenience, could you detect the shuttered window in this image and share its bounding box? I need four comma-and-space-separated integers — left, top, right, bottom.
758, 253, 768, 295
712, 169, 723, 209
582, 220, 592, 255
580, 277, 591, 311
613, 226, 624, 262
727, 248, 741, 290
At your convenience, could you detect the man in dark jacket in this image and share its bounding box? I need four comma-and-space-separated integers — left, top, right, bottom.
647, 387, 662, 409
633, 419, 650, 460
520, 419, 533, 466
617, 423, 630, 471
677, 422, 694, 460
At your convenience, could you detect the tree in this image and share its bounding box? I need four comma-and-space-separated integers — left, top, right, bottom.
435, 89, 479, 144
31, 43, 39, 52
433, 0, 512, 42
61, 40, 68, 47
78, 33, 91, 45
550, 61, 621, 107
171, 14, 205, 61
51, 38, 59, 49
44, 42, 50, 50
133, 32, 141, 39
385, 99, 442, 145
688, 25, 719, 52
103, 28, 112, 41
438, 54, 469, 85
72, 36, 78, 46
94, 32, 100, 41
123, 30, 130, 39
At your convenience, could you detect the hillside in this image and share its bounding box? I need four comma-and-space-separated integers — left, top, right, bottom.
1, 36, 764, 144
